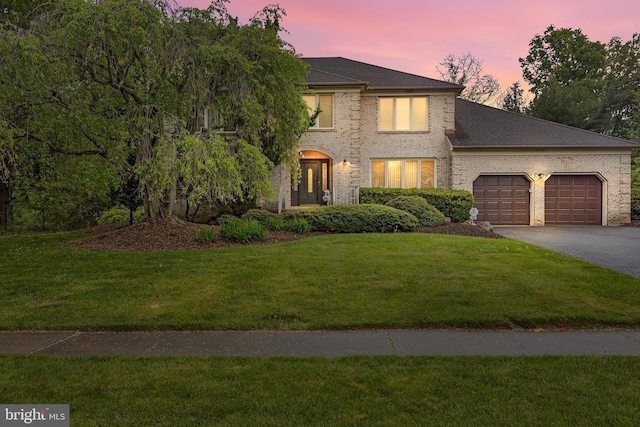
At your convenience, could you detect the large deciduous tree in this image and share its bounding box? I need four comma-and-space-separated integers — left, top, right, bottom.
520, 25, 640, 139
519, 26, 607, 96
437, 52, 500, 104
0, 0, 311, 224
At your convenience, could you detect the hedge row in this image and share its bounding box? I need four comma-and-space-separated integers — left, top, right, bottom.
281, 204, 417, 233
385, 196, 445, 227
359, 188, 474, 223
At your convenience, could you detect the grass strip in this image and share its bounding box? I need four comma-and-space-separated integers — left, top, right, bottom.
1, 354, 639, 426
1, 233, 639, 330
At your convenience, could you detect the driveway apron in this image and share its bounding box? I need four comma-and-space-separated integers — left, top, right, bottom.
494, 226, 640, 278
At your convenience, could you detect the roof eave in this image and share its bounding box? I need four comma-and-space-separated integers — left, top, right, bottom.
369, 85, 464, 93
450, 144, 638, 151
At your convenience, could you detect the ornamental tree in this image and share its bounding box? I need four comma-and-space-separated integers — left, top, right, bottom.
0, 0, 311, 223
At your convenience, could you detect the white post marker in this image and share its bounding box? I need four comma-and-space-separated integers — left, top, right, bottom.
469, 207, 479, 224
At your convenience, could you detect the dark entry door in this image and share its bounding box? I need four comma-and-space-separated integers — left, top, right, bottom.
299, 160, 321, 204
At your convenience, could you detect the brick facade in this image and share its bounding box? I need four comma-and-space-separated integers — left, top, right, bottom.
267, 91, 459, 210
263, 58, 634, 226
451, 151, 632, 225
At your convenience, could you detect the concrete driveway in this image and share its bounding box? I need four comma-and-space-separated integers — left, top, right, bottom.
493, 226, 640, 278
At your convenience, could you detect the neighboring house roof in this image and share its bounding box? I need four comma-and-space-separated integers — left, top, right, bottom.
450, 99, 639, 150
302, 57, 464, 91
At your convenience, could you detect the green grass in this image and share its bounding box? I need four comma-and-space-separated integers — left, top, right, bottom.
1, 232, 639, 330
1, 355, 639, 426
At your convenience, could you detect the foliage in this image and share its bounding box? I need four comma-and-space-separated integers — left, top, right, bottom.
633, 152, 640, 189
437, 52, 500, 104
261, 216, 287, 231
196, 226, 217, 243
385, 196, 445, 227
0, 0, 311, 224
97, 205, 144, 225
220, 219, 267, 243
520, 26, 607, 96
527, 79, 606, 132
242, 208, 277, 223
242, 208, 309, 232
631, 187, 640, 220
216, 214, 240, 226
178, 134, 274, 208
285, 218, 310, 233
281, 205, 417, 233
520, 26, 640, 141
498, 81, 528, 113
359, 188, 474, 223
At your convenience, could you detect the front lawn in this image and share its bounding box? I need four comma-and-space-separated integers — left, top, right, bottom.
1, 232, 639, 330
1, 355, 639, 426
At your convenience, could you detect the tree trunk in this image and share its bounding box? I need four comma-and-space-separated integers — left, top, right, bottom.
0, 180, 11, 230
138, 120, 180, 224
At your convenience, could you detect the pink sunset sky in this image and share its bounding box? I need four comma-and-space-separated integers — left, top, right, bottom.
177, 0, 639, 96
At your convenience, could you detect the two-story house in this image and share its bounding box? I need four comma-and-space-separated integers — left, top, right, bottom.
266, 57, 637, 226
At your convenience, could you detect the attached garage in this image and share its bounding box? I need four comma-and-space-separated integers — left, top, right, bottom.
545, 175, 602, 225
473, 175, 530, 225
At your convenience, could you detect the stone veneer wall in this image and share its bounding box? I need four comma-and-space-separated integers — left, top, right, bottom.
451, 151, 632, 225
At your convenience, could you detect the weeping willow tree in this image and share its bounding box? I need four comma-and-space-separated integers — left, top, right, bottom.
0, 0, 311, 223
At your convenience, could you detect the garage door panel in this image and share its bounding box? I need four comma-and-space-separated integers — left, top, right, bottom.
545, 175, 601, 225
473, 175, 530, 225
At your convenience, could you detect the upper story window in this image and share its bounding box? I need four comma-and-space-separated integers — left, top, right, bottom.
379, 97, 428, 131
303, 94, 333, 129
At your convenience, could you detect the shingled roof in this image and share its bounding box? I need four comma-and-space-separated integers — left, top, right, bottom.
302, 57, 464, 91
450, 99, 639, 150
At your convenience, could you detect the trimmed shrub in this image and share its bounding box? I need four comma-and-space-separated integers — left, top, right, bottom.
281, 204, 417, 233
385, 196, 445, 227
196, 227, 217, 243
285, 218, 310, 233
242, 209, 276, 223
359, 188, 473, 223
632, 187, 640, 220
220, 219, 267, 243
97, 205, 144, 225
216, 214, 240, 226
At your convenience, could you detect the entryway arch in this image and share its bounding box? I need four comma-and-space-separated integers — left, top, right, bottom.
291, 150, 332, 206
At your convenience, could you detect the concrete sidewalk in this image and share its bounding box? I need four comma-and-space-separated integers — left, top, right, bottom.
2, 330, 640, 357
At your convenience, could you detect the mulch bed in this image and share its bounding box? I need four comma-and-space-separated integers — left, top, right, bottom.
62, 221, 505, 252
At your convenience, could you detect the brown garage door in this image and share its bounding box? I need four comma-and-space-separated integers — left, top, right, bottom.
545, 175, 602, 225
473, 175, 530, 225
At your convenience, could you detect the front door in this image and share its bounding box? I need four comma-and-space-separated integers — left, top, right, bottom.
299, 160, 321, 204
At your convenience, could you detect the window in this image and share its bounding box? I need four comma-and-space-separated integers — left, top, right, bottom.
303, 94, 333, 129
371, 159, 435, 188
203, 103, 236, 132
379, 97, 428, 131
